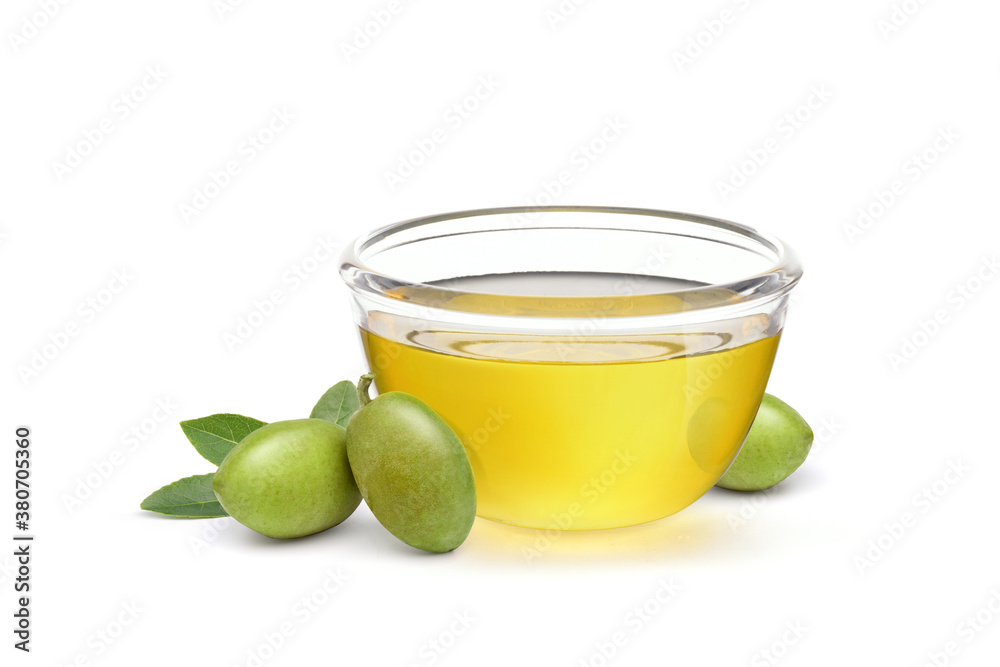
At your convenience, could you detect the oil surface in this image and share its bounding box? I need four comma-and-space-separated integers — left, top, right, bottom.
360, 272, 781, 530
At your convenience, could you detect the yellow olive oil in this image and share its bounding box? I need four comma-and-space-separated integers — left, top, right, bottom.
359, 272, 781, 530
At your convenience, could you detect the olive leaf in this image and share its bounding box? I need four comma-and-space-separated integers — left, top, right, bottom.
309, 380, 360, 427
140, 474, 228, 518
180, 413, 266, 465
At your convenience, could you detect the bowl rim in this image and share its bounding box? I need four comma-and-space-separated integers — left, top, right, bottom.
338, 205, 803, 318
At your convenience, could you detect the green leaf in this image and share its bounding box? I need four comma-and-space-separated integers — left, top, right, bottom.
180, 414, 266, 465
140, 474, 228, 518
309, 380, 360, 427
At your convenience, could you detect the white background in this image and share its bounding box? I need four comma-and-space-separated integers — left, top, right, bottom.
3, 1, 999, 665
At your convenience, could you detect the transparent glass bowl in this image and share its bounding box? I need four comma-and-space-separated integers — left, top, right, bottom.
340, 206, 802, 530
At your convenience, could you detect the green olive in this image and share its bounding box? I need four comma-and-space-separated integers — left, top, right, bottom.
346, 375, 476, 553
213, 419, 361, 538
716, 394, 814, 491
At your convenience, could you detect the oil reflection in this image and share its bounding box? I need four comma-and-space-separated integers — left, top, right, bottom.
462, 504, 734, 565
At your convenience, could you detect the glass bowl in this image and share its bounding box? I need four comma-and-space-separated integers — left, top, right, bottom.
339, 206, 802, 530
